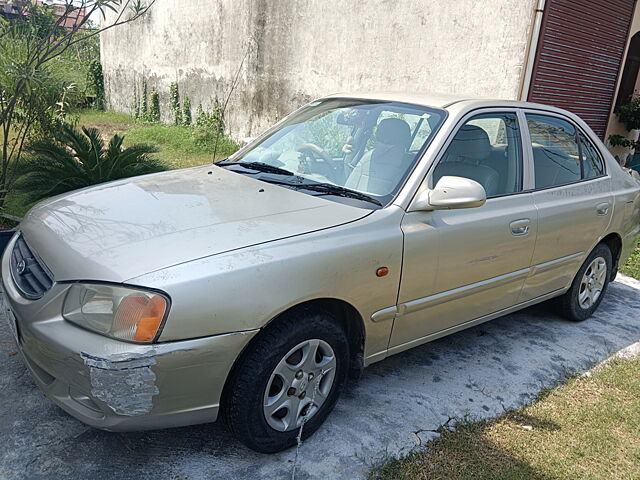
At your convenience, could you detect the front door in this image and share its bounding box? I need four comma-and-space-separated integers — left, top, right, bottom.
389, 111, 537, 350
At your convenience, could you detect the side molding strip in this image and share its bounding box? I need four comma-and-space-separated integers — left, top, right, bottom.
371, 268, 531, 323
529, 252, 584, 276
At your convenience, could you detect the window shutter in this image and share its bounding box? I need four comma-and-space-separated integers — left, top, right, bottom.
528, 0, 636, 138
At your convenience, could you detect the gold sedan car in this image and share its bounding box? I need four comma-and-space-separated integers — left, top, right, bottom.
3, 94, 639, 453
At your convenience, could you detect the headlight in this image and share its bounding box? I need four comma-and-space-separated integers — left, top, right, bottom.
62, 283, 169, 343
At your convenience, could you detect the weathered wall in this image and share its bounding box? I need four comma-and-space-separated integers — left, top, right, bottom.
101, 0, 537, 139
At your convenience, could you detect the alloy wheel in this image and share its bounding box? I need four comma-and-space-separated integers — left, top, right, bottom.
263, 339, 337, 432
578, 256, 607, 309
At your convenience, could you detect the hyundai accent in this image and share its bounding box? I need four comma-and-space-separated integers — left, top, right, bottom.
3, 93, 639, 453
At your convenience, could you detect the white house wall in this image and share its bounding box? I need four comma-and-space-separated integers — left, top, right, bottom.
101, 0, 538, 139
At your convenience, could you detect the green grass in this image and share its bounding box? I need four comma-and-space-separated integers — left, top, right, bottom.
369, 357, 640, 480
77, 109, 239, 169
123, 122, 236, 169
77, 109, 134, 126
620, 239, 640, 280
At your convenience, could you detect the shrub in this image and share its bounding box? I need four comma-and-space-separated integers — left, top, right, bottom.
15, 124, 166, 201
183, 97, 192, 126
149, 89, 160, 122
133, 85, 140, 120
169, 81, 182, 125
87, 59, 105, 110
615, 94, 640, 131
0, 0, 153, 209
195, 103, 206, 127
195, 99, 224, 133
140, 80, 149, 120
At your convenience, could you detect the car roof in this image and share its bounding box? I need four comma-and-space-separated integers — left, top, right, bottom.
322, 91, 562, 113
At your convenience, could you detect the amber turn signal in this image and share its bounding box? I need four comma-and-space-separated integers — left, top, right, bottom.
115, 294, 167, 342
376, 267, 389, 277
135, 295, 167, 341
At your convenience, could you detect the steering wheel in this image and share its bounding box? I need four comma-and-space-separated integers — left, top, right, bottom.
296, 143, 336, 174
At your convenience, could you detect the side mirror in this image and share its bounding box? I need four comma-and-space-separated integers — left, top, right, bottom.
411, 176, 487, 211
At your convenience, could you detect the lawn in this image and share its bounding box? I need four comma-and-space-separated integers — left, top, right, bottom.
620, 239, 640, 279
77, 110, 239, 169
370, 357, 640, 480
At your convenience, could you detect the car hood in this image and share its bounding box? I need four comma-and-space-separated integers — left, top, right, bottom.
20, 165, 369, 282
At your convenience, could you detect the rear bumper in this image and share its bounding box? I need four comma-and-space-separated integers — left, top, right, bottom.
1, 236, 258, 432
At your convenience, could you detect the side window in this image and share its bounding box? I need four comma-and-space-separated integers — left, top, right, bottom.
578, 131, 605, 179
433, 113, 523, 197
526, 114, 581, 188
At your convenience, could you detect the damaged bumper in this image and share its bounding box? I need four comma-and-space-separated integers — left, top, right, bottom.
2, 259, 257, 431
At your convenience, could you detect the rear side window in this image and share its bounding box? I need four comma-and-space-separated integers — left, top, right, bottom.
578, 131, 605, 179
527, 114, 606, 189
527, 114, 581, 188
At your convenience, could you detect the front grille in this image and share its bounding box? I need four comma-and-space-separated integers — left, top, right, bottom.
10, 235, 54, 300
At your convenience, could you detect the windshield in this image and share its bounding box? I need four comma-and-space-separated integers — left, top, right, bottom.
221, 98, 446, 208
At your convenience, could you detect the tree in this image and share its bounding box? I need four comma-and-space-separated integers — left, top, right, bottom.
15, 124, 165, 201
0, 0, 155, 208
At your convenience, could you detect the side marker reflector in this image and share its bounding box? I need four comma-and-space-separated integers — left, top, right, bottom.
376, 267, 389, 277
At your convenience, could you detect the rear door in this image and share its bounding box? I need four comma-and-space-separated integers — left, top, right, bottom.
519, 112, 612, 301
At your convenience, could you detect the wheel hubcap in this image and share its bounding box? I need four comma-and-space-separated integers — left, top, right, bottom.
263, 339, 336, 432
578, 256, 607, 309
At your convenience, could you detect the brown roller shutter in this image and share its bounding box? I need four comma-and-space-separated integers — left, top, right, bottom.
528, 0, 636, 138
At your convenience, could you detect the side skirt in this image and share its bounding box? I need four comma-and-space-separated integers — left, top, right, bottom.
364, 288, 566, 366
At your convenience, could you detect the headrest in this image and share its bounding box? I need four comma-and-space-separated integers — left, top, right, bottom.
448, 125, 491, 161
376, 118, 411, 149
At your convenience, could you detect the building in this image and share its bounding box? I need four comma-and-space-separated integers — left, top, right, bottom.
0, 0, 86, 31
0, 0, 26, 18
100, 0, 640, 150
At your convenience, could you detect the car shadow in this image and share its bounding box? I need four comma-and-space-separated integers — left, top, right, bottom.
1, 278, 639, 479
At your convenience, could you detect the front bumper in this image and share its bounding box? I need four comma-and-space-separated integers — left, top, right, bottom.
1, 237, 257, 431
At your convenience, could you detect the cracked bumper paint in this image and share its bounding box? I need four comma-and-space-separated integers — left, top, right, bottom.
2, 272, 257, 431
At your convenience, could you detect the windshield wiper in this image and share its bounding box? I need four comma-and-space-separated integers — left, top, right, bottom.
265, 179, 382, 206
218, 162, 382, 206
303, 183, 383, 206
216, 160, 294, 176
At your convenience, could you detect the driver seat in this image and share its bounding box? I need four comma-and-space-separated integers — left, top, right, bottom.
345, 118, 412, 195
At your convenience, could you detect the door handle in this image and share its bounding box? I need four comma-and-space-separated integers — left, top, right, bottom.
510, 219, 530, 236
596, 202, 610, 216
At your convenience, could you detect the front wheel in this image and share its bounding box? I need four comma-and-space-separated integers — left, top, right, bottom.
559, 243, 612, 322
223, 310, 349, 453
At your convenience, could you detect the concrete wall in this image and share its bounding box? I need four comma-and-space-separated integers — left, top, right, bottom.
101, 0, 538, 139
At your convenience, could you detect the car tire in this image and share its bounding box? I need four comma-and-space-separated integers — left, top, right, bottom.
223, 309, 349, 453
559, 243, 612, 322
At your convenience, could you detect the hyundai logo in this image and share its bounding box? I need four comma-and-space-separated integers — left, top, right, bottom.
16, 260, 27, 275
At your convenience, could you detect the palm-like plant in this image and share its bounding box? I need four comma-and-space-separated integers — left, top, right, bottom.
15, 124, 166, 202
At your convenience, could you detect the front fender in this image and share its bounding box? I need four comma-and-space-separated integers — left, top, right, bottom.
129, 207, 405, 360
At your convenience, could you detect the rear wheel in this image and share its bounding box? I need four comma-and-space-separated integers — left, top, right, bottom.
224, 310, 349, 453
559, 243, 612, 322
